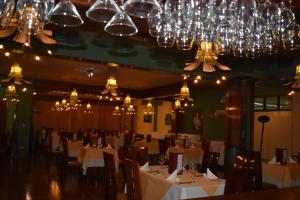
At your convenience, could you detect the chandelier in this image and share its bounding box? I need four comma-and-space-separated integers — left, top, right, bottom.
69, 88, 78, 105
124, 93, 132, 106
144, 101, 154, 115
83, 102, 94, 114
112, 105, 121, 116
51, 89, 81, 111
148, 0, 300, 61
184, 41, 232, 72
5, 84, 20, 103
126, 104, 135, 115
1, 62, 31, 85
176, 81, 193, 102
102, 63, 119, 96
0, 0, 56, 46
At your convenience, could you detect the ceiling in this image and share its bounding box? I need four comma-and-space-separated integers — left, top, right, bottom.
0, 0, 300, 99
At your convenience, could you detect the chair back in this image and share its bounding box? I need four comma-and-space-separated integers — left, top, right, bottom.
201, 152, 220, 174
103, 152, 117, 200
276, 148, 288, 164
224, 154, 257, 194
124, 159, 142, 200
128, 146, 149, 166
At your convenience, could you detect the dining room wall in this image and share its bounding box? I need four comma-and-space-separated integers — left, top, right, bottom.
253, 111, 293, 160
134, 99, 173, 135
179, 86, 226, 141
253, 92, 300, 159
33, 100, 121, 132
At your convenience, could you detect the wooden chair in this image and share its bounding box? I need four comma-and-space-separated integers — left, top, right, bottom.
128, 146, 149, 166
62, 137, 81, 168
124, 159, 142, 200
224, 154, 257, 194
243, 150, 277, 191
103, 152, 126, 200
201, 152, 220, 174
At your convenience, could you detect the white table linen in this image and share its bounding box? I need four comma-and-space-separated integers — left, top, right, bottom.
139, 165, 225, 200
67, 140, 83, 157
77, 147, 119, 175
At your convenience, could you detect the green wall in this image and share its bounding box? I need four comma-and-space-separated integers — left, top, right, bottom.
1, 85, 33, 156
181, 87, 226, 141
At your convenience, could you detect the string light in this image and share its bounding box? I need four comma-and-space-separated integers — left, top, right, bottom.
22, 87, 28, 92
47, 50, 52, 55
216, 79, 221, 85
0, 44, 4, 49
194, 79, 198, 84
4, 52, 10, 57
288, 90, 295, 96
221, 76, 226, 81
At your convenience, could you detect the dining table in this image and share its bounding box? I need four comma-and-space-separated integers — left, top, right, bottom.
139, 165, 225, 200
262, 162, 300, 188
67, 140, 83, 157
166, 147, 204, 167
77, 146, 119, 175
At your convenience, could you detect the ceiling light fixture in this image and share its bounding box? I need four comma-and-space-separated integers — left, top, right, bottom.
86, 68, 95, 78
83, 102, 94, 114
102, 63, 119, 96
1, 62, 31, 85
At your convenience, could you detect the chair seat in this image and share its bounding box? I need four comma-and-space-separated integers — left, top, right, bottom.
117, 193, 127, 200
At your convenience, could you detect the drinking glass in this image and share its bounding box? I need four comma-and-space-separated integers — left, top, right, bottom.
0, 0, 15, 29
86, 0, 121, 23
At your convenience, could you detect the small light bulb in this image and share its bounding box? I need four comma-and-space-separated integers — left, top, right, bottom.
216, 79, 221, 84
194, 79, 198, 84
35, 56, 41, 61
47, 50, 52, 55
22, 87, 27, 92
4, 52, 10, 57
196, 75, 201, 80
0, 44, 4, 49
33, 91, 37, 95
221, 76, 226, 80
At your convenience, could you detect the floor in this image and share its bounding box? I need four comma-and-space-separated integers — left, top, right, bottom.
0, 155, 105, 200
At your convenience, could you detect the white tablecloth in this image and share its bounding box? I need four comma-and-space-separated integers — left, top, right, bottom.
51, 133, 62, 152
67, 140, 83, 157
140, 165, 225, 200
77, 147, 119, 175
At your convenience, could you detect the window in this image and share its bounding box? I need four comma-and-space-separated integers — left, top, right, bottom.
254, 96, 292, 111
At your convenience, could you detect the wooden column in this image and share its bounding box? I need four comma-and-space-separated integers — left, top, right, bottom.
225, 79, 254, 150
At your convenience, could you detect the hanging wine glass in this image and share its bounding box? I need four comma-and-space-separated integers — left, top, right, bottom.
104, 7, 138, 36
282, 21, 300, 51
123, 0, 161, 19
50, 0, 83, 27
86, 0, 121, 23
156, 13, 175, 48
0, 0, 15, 29
176, 27, 194, 50
147, 8, 162, 37
17, 0, 50, 35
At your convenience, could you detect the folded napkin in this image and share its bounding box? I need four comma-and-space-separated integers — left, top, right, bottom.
84, 144, 90, 149
288, 156, 297, 164
268, 156, 280, 165
166, 169, 179, 182
140, 162, 149, 172
204, 168, 218, 180
107, 144, 113, 149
